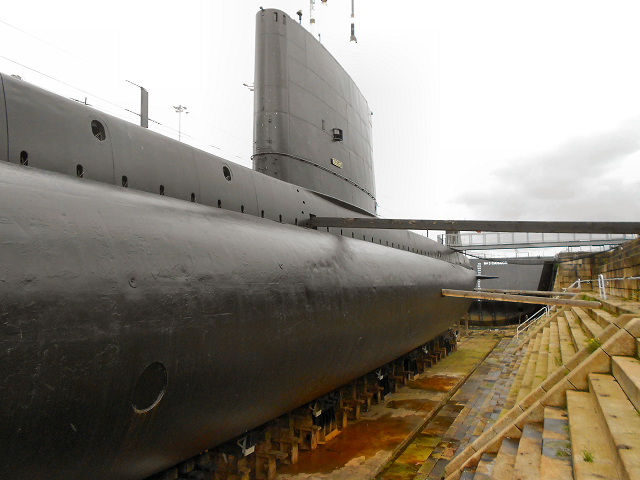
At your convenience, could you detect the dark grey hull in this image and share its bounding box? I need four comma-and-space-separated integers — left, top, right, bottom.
0, 163, 475, 479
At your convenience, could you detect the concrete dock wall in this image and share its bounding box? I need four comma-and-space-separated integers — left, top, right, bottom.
553, 238, 640, 299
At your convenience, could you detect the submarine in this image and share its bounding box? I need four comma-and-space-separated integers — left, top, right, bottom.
0, 9, 475, 480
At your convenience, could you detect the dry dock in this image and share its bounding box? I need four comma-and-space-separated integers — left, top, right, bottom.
275, 331, 506, 480
147, 239, 640, 480
274, 289, 640, 480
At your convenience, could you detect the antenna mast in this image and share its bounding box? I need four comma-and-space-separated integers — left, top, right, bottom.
310, 0, 317, 38
350, 0, 357, 42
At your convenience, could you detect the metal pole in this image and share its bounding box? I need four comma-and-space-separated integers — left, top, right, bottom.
126, 80, 149, 128
173, 105, 188, 142
140, 88, 148, 128
350, 0, 357, 42
310, 0, 317, 37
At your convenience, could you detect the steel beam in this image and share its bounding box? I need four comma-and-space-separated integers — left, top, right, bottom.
442, 289, 601, 308
474, 289, 578, 297
305, 217, 640, 234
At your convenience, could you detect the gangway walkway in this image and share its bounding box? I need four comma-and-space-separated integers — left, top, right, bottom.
439, 232, 636, 251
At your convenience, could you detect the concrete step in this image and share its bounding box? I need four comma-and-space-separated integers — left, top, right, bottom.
611, 355, 640, 412
597, 296, 626, 316
502, 343, 530, 415
461, 354, 518, 444
491, 437, 519, 480
566, 389, 620, 480
472, 452, 496, 480
540, 406, 572, 480
547, 321, 562, 379
596, 296, 640, 317
452, 366, 503, 444
589, 308, 616, 329
556, 315, 576, 364
512, 421, 543, 480
589, 373, 640, 480
531, 327, 550, 389
572, 306, 604, 340
498, 349, 524, 416
517, 333, 542, 402
565, 311, 588, 350
459, 469, 475, 480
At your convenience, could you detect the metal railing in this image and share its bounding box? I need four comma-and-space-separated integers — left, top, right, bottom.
564, 276, 640, 300
564, 279, 582, 291
516, 305, 553, 340
439, 232, 636, 250
515, 284, 584, 340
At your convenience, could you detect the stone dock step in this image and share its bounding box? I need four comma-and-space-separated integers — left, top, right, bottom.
442, 294, 640, 480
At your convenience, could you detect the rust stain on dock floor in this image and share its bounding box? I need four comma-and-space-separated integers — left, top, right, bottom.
279, 414, 420, 475
407, 375, 460, 392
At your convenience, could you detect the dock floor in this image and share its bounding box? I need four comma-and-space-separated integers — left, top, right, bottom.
276, 330, 509, 480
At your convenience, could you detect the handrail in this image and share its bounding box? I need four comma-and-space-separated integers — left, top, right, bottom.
598, 274, 607, 300
516, 305, 553, 340
564, 279, 581, 291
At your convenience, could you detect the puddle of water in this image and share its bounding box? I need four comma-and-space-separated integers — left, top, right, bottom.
385, 399, 438, 412
277, 413, 419, 475
408, 375, 460, 392
421, 414, 456, 436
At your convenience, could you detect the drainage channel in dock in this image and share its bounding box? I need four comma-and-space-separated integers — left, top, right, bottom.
275, 329, 509, 480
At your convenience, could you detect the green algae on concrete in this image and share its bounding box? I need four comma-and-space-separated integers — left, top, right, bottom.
378, 435, 440, 480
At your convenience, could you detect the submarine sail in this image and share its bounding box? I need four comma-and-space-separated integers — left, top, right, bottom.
253, 8, 376, 215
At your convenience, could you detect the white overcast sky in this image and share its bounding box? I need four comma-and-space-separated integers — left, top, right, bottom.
2, 0, 639, 230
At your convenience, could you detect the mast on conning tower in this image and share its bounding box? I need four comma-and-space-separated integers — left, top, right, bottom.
350, 0, 357, 43
310, 0, 317, 37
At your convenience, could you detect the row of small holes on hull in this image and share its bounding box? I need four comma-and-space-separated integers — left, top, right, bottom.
17, 151, 447, 261
19, 120, 454, 260
19, 149, 232, 202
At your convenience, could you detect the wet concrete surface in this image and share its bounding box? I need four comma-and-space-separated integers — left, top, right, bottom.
276, 332, 503, 480
407, 375, 461, 392
377, 335, 517, 480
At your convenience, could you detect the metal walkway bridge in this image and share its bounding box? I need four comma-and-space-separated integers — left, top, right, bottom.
438, 232, 637, 250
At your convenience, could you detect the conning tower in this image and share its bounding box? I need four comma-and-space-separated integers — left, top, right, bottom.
253, 8, 376, 215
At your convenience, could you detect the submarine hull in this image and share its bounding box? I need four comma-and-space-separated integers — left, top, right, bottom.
0, 162, 475, 479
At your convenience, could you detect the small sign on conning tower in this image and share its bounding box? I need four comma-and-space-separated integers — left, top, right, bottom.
331, 158, 343, 168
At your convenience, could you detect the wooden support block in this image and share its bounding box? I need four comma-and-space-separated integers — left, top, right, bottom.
356, 385, 374, 411
255, 451, 287, 480
255, 455, 275, 480
341, 398, 364, 419
402, 370, 415, 382
296, 424, 322, 450
278, 436, 301, 465
417, 358, 432, 371
318, 428, 342, 445
335, 409, 349, 428
213, 453, 252, 480
369, 385, 384, 404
